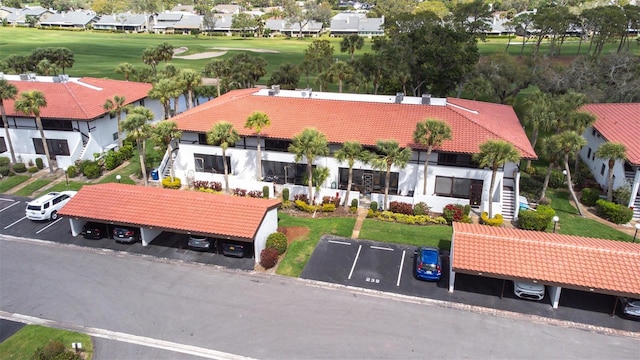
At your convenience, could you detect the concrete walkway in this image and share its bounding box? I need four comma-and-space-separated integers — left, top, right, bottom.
350, 207, 369, 239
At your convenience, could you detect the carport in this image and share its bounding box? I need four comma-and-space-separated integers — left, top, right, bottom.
448, 223, 640, 309
58, 183, 281, 263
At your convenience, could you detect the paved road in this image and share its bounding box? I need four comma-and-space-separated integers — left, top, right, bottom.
1, 236, 638, 359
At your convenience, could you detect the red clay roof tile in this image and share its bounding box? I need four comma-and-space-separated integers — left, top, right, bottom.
581, 103, 640, 165
6, 78, 152, 121
59, 183, 281, 241
452, 223, 640, 297
171, 89, 537, 159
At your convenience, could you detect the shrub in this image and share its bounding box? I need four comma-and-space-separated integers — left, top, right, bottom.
442, 204, 465, 225
32, 339, 81, 360
104, 150, 123, 170
162, 176, 181, 189
322, 196, 340, 206
12, 163, 26, 173
294, 199, 316, 213
524, 166, 536, 176
613, 183, 631, 206
413, 202, 431, 216
538, 197, 551, 206
0, 166, 10, 176
321, 203, 336, 212
370, 201, 378, 211
463, 204, 471, 216
349, 198, 357, 208
389, 201, 413, 215
581, 188, 601, 206
193, 180, 222, 192
266, 232, 288, 255
66, 165, 78, 178
35, 157, 44, 169
596, 199, 633, 224
259, 248, 279, 269
517, 205, 556, 231
232, 188, 247, 197
0, 157, 9, 167
520, 175, 543, 194
282, 187, 290, 202
83, 163, 101, 179
350, 206, 357, 213
549, 169, 565, 188
247, 190, 263, 198
262, 185, 269, 198
119, 144, 134, 160
76, 159, 94, 174
480, 212, 504, 227
294, 193, 308, 203
28, 166, 38, 173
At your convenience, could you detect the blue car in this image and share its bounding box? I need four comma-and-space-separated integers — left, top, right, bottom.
414, 247, 442, 281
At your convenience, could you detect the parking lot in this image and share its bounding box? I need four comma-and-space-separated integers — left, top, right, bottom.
0, 194, 254, 271
302, 235, 640, 333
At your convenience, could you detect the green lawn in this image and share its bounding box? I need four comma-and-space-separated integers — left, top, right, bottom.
276, 212, 356, 277
359, 220, 452, 249
0, 324, 93, 360
0, 175, 30, 193
13, 179, 51, 196
35, 181, 86, 197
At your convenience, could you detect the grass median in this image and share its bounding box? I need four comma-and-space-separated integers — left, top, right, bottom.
0, 175, 30, 193
0, 324, 93, 360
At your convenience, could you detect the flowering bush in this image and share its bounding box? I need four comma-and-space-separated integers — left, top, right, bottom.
443, 204, 465, 225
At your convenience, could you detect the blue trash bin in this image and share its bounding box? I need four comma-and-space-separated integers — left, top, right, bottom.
151, 169, 159, 181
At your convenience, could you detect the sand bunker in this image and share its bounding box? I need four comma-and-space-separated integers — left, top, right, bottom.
172, 46, 279, 60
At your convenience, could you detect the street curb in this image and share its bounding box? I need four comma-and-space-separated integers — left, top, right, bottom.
2, 234, 639, 340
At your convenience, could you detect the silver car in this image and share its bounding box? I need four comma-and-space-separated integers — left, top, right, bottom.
619, 297, 640, 320
188, 235, 214, 251
513, 281, 545, 301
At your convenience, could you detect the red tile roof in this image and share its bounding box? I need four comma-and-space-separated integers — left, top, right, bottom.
452, 223, 640, 297
171, 89, 537, 159
6, 78, 152, 121
59, 183, 281, 241
581, 103, 640, 165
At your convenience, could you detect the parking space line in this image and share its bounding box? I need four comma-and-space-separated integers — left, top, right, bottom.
328, 240, 351, 246
36, 217, 64, 234
370, 245, 393, 251
347, 244, 362, 280
0, 198, 16, 202
396, 250, 406, 287
4, 216, 26, 229
0, 201, 21, 212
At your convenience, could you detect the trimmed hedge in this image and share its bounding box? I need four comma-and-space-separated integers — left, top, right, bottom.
370, 201, 378, 211
375, 210, 448, 225
389, 201, 413, 215
259, 248, 279, 269
83, 163, 101, 179
162, 176, 181, 189
351, 198, 358, 208
35, 157, 44, 169
480, 212, 504, 227
0, 166, 10, 176
517, 205, 556, 231
0, 157, 9, 167
413, 202, 431, 216
282, 187, 290, 202
321, 203, 336, 212
294, 199, 317, 213
12, 163, 26, 173
596, 199, 633, 224
581, 188, 601, 206
262, 185, 269, 198
28, 166, 39, 173
66, 165, 78, 178
266, 232, 288, 255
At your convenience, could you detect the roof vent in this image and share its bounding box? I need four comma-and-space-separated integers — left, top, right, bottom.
395, 92, 404, 104
422, 94, 431, 105
53, 76, 61, 83
271, 84, 280, 94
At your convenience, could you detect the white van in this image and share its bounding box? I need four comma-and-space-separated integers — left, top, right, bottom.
25, 191, 77, 221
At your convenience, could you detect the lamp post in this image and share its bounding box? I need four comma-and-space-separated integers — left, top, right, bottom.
116, 174, 121, 183
552, 216, 559, 233
63, 167, 68, 186
634, 223, 640, 243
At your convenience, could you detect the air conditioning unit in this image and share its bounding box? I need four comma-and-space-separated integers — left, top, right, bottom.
59, 74, 69, 82
271, 84, 280, 94
268, 90, 276, 96
19, 74, 29, 81
395, 92, 404, 104
53, 76, 61, 83
422, 94, 431, 105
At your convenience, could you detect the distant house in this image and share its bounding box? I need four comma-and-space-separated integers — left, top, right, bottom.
153, 12, 202, 34
203, 13, 233, 34
0, 75, 163, 170
214, 4, 240, 15
264, 19, 323, 37
579, 103, 640, 220
93, 13, 151, 33
39, 10, 98, 29
2, 6, 54, 27
330, 13, 383, 37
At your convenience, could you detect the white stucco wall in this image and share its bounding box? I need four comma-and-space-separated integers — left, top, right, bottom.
253, 207, 279, 264
580, 126, 630, 190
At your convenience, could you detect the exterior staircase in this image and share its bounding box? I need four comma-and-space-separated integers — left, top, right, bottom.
502, 187, 515, 221
625, 171, 640, 220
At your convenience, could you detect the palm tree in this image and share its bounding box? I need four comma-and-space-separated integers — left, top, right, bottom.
115, 62, 136, 81
244, 111, 271, 181
14, 91, 54, 173
103, 95, 127, 148
288, 128, 329, 203
152, 120, 182, 182
148, 78, 176, 120
120, 106, 154, 186
0, 79, 18, 163
556, 131, 587, 217
177, 69, 202, 109
207, 122, 240, 193
595, 142, 627, 202
371, 140, 412, 211
522, 90, 555, 168
538, 135, 563, 201
335, 141, 372, 208
413, 119, 452, 195
326, 61, 354, 93
473, 140, 520, 218
340, 34, 364, 61
203, 59, 230, 98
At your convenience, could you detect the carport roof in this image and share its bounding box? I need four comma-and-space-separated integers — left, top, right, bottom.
59, 183, 281, 241
452, 223, 640, 298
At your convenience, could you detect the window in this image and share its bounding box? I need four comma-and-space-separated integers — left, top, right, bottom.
264, 139, 291, 152
33, 138, 70, 158
338, 168, 399, 195
198, 133, 207, 145
194, 154, 230, 174
592, 128, 596, 136
0, 137, 7, 153
113, 132, 119, 141
600, 164, 606, 176
262, 160, 309, 185
435, 176, 483, 199
42, 119, 73, 131
437, 153, 477, 167
587, 147, 591, 159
